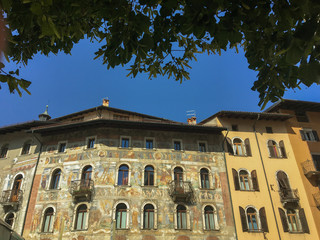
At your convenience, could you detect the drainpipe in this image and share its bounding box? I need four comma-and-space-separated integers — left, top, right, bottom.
221, 131, 238, 240
21, 130, 43, 237
252, 114, 281, 240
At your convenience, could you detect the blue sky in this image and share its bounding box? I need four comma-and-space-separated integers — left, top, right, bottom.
0, 39, 319, 127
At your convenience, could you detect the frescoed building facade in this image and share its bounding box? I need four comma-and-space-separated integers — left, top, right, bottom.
199, 111, 318, 240
19, 102, 236, 240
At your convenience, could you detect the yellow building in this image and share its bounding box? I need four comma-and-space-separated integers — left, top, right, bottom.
266, 99, 320, 239
200, 111, 318, 240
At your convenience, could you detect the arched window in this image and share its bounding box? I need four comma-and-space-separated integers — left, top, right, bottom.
50, 169, 61, 189
0, 144, 8, 158
200, 168, 210, 189
277, 171, 291, 198
174, 167, 183, 182
204, 206, 215, 230
118, 165, 129, 185
144, 165, 154, 186
233, 138, 244, 156
75, 204, 88, 230
287, 209, 299, 232
5, 212, 14, 226
177, 205, 187, 229
268, 140, 280, 158
246, 207, 259, 231
143, 204, 155, 229
239, 170, 250, 190
116, 203, 128, 229
21, 141, 31, 155
42, 207, 54, 232
11, 174, 23, 202
81, 165, 92, 187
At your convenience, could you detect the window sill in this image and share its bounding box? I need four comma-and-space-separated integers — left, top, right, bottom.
141, 228, 157, 230
233, 154, 248, 157
46, 188, 61, 192
239, 189, 257, 192
141, 185, 158, 188
115, 184, 131, 188
247, 229, 263, 233
118, 147, 132, 150
171, 149, 185, 152
289, 231, 304, 234
175, 228, 191, 231
115, 228, 130, 230
142, 148, 157, 151
199, 188, 215, 191
71, 229, 88, 232
84, 147, 97, 151
204, 228, 220, 231
39, 232, 54, 234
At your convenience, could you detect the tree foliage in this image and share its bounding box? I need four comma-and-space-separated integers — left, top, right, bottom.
1, 0, 320, 107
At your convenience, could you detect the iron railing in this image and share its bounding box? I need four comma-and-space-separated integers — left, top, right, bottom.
0, 190, 23, 205
69, 180, 94, 202
168, 180, 195, 203
301, 160, 320, 178
279, 188, 299, 203
313, 192, 320, 209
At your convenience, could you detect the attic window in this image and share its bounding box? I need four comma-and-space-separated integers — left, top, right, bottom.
113, 114, 129, 121
266, 127, 273, 133
71, 117, 84, 122
295, 111, 309, 122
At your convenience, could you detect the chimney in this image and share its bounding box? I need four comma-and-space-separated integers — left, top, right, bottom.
38, 105, 51, 121
102, 98, 109, 107
187, 116, 196, 125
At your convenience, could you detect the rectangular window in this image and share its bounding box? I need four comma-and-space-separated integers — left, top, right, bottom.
58, 142, 66, 153
21, 143, 31, 155
300, 129, 319, 141
177, 211, 187, 229
198, 142, 206, 152
174, 141, 181, 151
232, 125, 238, 131
312, 154, 320, 171
146, 139, 153, 149
116, 211, 127, 229
87, 138, 95, 149
0, 146, 8, 158
295, 111, 309, 122
121, 138, 130, 148
266, 127, 273, 133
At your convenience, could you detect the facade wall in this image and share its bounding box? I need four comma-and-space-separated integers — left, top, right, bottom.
203, 117, 318, 240
23, 127, 236, 240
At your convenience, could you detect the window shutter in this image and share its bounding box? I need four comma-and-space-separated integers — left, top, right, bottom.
300, 130, 306, 141
232, 169, 240, 190
299, 208, 310, 233
259, 207, 268, 232
226, 137, 234, 155
244, 138, 252, 156
312, 130, 319, 141
251, 170, 259, 191
279, 141, 287, 158
239, 206, 248, 232
267, 140, 274, 157
278, 208, 289, 232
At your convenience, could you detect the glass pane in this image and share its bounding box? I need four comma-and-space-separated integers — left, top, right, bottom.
150, 211, 154, 228
116, 211, 121, 229
252, 215, 258, 230
44, 215, 50, 232
77, 213, 83, 230
247, 215, 252, 230
209, 213, 214, 229
181, 212, 187, 229
121, 212, 127, 228
49, 215, 54, 231
244, 177, 250, 190
144, 211, 149, 228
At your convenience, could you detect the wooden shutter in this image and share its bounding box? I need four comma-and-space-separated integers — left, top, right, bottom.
313, 130, 319, 141
279, 141, 287, 158
239, 206, 248, 232
267, 140, 274, 157
226, 137, 234, 155
232, 169, 240, 190
278, 208, 289, 232
259, 207, 268, 232
245, 138, 252, 156
251, 170, 259, 191
299, 208, 310, 233
300, 130, 306, 141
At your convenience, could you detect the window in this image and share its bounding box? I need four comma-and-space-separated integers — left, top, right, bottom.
267, 140, 280, 158
87, 138, 95, 149
177, 205, 187, 229
121, 137, 130, 148
300, 129, 319, 142
11, 174, 23, 202
233, 138, 244, 156
279, 208, 309, 233
58, 142, 66, 153
118, 165, 129, 185
198, 142, 206, 152
174, 167, 183, 183
116, 203, 128, 229
143, 204, 155, 229
42, 207, 54, 233
247, 207, 259, 231
312, 154, 320, 171
5, 212, 14, 226
240, 206, 268, 232
146, 139, 153, 149
173, 140, 181, 151
200, 168, 210, 189
287, 209, 300, 232
21, 141, 31, 155
232, 169, 259, 191
0, 144, 8, 158
144, 165, 154, 186
204, 206, 215, 230
75, 204, 88, 230
266, 127, 273, 133
239, 170, 250, 191
81, 165, 92, 187
232, 125, 238, 131
50, 169, 61, 189
295, 111, 309, 122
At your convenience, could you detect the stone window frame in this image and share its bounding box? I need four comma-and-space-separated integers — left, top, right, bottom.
39, 205, 56, 233
57, 140, 68, 153
198, 167, 214, 190
85, 136, 97, 150
140, 201, 158, 230
232, 137, 246, 156
10, 172, 25, 191
20, 139, 32, 155
0, 143, 9, 158
113, 200, 130, 230
201, 204, 220, 231
141, 164, 157, 187
115, 162, 132, 187
171, 165, 187, 182
4, 211, 16, 228
144, 137, 156, 150
245, 205, 261, 232
174, 203, 191, 230
46, 167, 63, 190
197, 141, 208, 152
237, 168, 253, 191
172, 139, 183, 151
267, 139, 287, 158
71, 202, 90, 231
119, 135, 132, 149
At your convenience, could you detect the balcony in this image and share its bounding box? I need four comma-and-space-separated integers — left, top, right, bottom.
69, 180, 94, 202
168, 180, 195, 204
279, 189, 299, 208
301, 160, 320, 179
313, 192, 320, 209
0, 190, 23, 210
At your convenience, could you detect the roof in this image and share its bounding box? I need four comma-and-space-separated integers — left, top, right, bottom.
30, 119, 226, 134
265, 99, 320, 113
0, 120, 54, 134
199, 111, 293, 124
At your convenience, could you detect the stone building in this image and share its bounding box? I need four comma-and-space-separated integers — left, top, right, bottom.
18, 102, 236, 240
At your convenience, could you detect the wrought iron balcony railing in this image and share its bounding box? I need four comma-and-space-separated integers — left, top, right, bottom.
0, 190, 23, 209
279, 188, 299, 207
313, 192, 320, 209
69, 180, 94, 202
301, 160, 320, 179
168, 180, 195, 203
